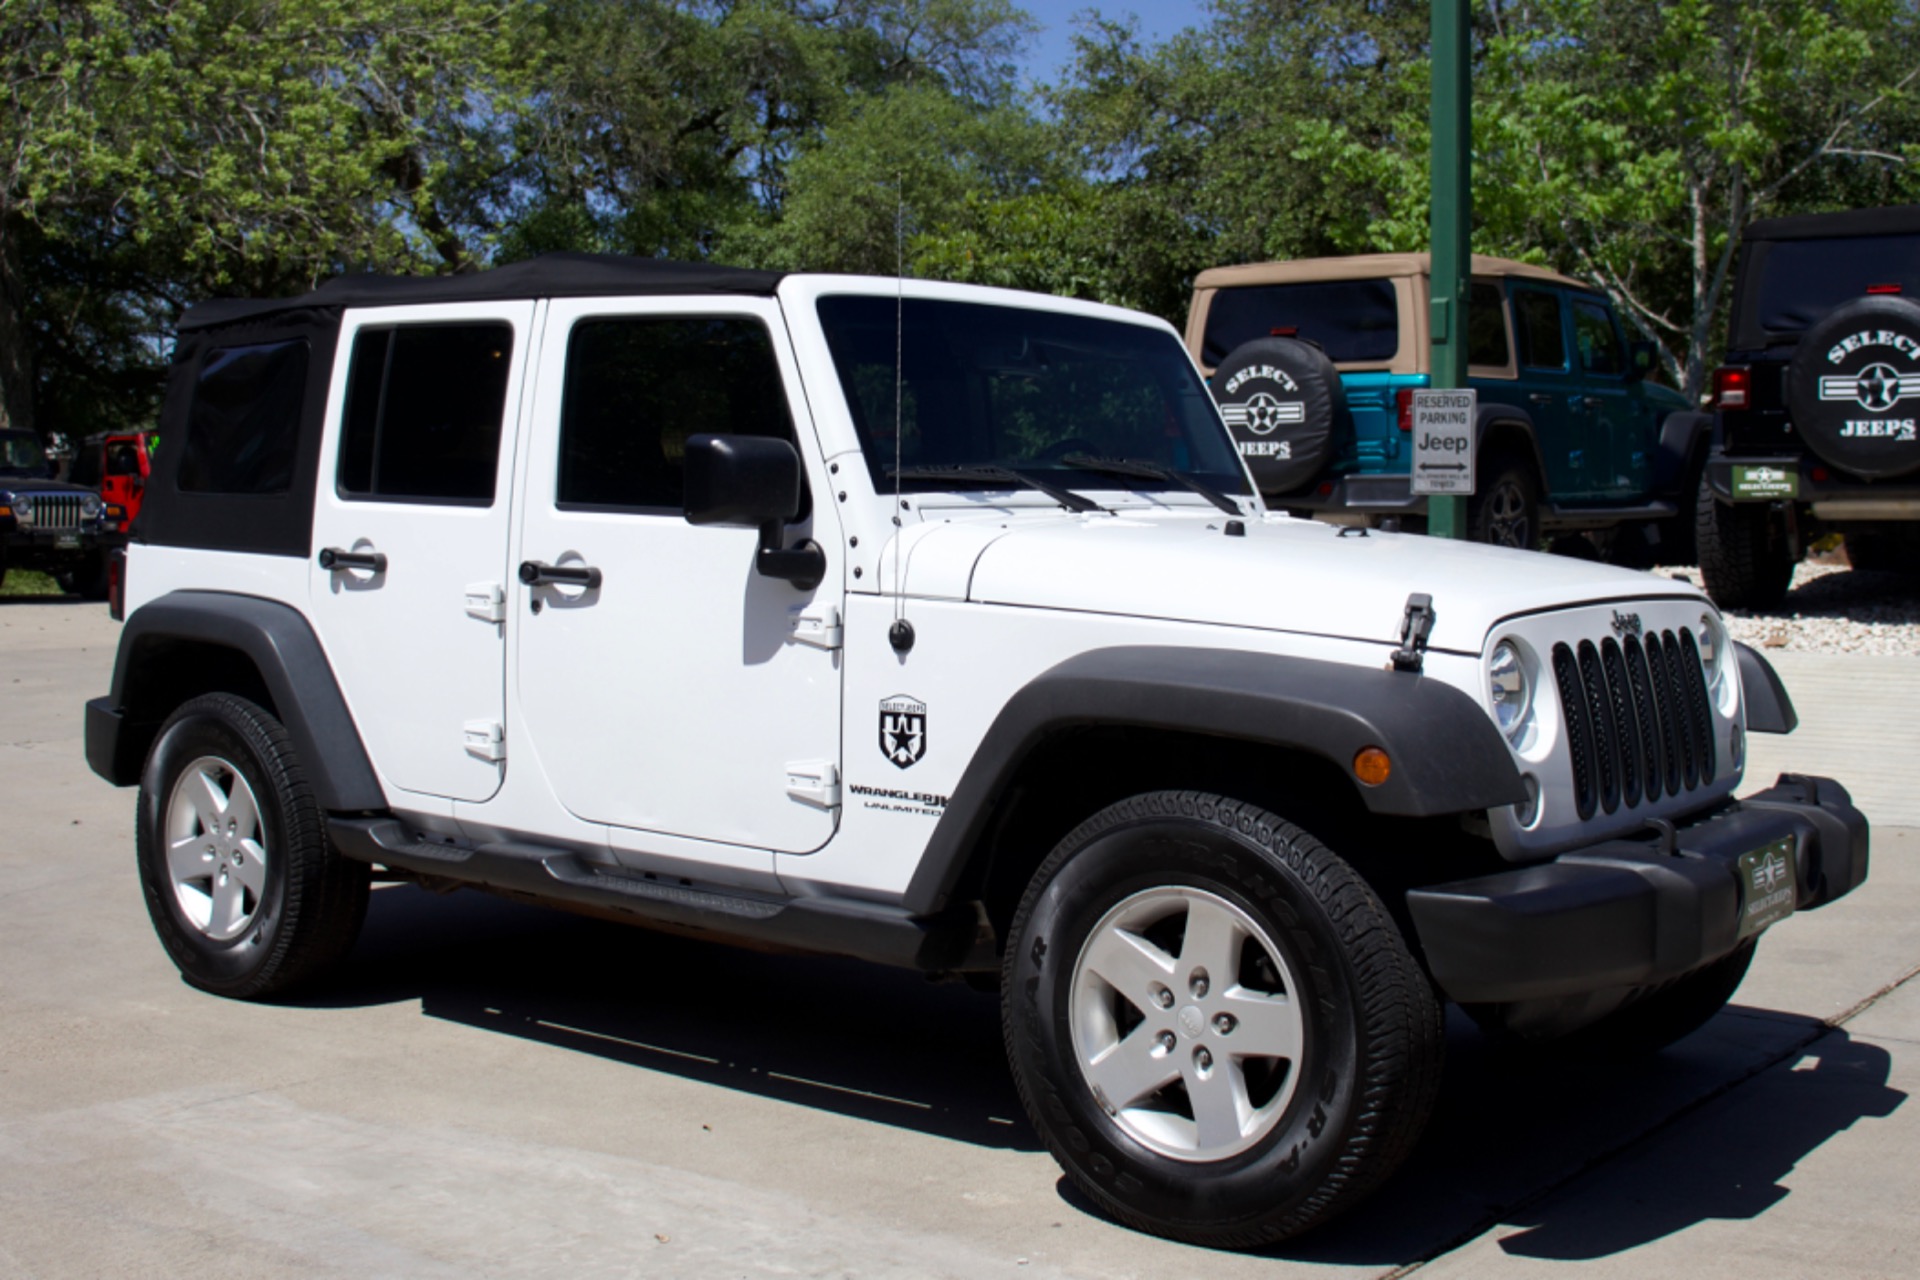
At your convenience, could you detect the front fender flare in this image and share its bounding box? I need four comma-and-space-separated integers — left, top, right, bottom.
900, 646, 1526, 915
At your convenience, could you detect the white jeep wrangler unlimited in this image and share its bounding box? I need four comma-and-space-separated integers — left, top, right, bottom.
86, 256, 1867, 1247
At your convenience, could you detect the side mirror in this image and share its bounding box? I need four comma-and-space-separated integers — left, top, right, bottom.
1627, 340, 1658, 383
683, 434, 825, 591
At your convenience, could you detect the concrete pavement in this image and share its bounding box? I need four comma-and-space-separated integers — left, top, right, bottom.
1, 601, 1914, 1278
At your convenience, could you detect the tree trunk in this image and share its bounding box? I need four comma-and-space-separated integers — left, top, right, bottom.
0, 212, 35, 437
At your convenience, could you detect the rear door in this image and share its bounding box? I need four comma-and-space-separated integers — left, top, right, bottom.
307, 303, 533, 805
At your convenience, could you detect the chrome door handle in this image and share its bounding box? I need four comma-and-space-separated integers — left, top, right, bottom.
518, 560, 603, 589
319, 547, 387, 573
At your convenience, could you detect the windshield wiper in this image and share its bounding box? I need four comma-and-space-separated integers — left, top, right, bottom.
887, 465, 1107, 514
1058, 454, 1244, 516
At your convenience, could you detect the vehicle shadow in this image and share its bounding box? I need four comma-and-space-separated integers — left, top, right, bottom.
305, 883, 1034, 1152
1262, 1009, 1905, 1265
308, 884, 1906, 1262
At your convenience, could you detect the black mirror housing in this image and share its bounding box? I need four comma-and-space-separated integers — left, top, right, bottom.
683, 433, 824, 592
684, 433, 802, 528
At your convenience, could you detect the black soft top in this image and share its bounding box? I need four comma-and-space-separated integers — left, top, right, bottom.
1742, 204, 1920, 242
181, 252, 787, 332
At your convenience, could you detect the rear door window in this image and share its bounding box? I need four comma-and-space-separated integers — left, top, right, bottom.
337, 324, 514, 504
1201, 280, 1400, 365
1467, 281, 1510, 367
1752, 234, 1920, 334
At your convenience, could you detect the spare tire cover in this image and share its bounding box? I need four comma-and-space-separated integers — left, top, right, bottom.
1209, 336, 1345, 493
1786, 294, 1920, 480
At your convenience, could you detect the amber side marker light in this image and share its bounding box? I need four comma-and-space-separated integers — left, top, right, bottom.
1353, 747, 1392, 786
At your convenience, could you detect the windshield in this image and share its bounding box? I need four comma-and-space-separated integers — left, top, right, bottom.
817, 296, 1248, 499
0, 430, 49, 476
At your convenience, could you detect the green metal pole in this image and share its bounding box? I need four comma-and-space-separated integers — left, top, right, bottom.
1428, 0, 1471, 539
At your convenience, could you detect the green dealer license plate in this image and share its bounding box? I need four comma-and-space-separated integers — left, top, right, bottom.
1737, 836, 1799, 939
1731, 464, 1798, 500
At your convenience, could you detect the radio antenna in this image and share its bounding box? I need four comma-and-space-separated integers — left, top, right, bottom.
889, 172, 915, 654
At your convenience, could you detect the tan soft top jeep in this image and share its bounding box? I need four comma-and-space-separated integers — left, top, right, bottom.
1187, 253, 1704, 556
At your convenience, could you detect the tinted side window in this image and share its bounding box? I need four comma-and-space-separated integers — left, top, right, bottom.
1467, 282, 1510, 366
1754, 234, 1920, 334
339, 324, 514, 503
1572, 299, 1625, 376
179, 340, 310, 493
1201, 280, 1400, 364
558, 316, 799, 511
1514, 291, 1567, 370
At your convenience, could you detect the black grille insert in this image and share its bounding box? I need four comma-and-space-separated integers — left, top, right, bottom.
1555, 625, 1714, 818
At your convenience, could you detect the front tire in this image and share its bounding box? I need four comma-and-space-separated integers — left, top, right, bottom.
1002, 792, 1442, 1247
136, 693, 369, 998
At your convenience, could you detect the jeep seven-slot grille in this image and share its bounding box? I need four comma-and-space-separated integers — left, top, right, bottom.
1550, 629, 1715, 820
26, 493, 84, 531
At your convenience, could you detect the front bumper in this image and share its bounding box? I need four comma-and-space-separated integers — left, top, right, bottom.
1408, 774, 1867, 1005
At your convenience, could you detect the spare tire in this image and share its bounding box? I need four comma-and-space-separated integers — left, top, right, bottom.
1209, 336, 1346, 494
1785, 294, 1920, 480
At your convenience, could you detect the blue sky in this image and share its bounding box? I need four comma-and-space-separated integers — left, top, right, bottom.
1015, 1, 1212, 89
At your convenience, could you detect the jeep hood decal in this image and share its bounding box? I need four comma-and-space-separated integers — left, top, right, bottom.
910, 514, 1701, 653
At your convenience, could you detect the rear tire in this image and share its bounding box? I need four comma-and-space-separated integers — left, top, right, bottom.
1468, 455, 1541, 550
1695, 473, 1794, 610
136, 693, 369, 998
1002, 791, 1442, 1247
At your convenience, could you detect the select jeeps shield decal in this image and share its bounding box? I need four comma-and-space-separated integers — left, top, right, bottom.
1818, 332, 1920, 440
879, 694, 927, 769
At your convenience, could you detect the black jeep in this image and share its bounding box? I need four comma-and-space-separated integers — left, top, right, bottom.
1699, 204, 1920, 607
0, 427, 126, 598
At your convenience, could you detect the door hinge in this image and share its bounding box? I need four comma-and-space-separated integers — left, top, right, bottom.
785, 760, 840, 810
464, 582, 507, 623
790, 606, 843, 651
464, 720, 506, 762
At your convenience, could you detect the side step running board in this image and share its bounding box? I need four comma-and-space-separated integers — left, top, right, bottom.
326, 816, 979, 971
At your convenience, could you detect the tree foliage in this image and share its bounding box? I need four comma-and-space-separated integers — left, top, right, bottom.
4, 0, 1918, 437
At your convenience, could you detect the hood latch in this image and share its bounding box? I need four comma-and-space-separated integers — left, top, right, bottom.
1392, 593, 1435, 673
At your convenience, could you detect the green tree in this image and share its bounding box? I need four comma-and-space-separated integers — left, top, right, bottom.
2, 0, 533, 436
1477, 0, 1920, 395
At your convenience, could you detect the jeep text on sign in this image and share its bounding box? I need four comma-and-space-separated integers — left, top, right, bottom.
1410, 388, 1477, 495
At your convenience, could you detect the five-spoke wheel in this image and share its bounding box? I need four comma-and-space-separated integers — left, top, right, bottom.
1003, 791, 1443, 1248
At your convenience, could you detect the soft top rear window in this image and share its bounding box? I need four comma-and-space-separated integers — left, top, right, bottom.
1202, 280, 1399, 365
1749, 234, 1920, 336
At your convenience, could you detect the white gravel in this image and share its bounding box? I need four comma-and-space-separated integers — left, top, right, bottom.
1655, 560, 1920, 657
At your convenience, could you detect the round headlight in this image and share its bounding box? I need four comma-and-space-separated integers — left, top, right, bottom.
12, 495, 32, 520
1489, 640, 1532, 743
82, 493, 103, 518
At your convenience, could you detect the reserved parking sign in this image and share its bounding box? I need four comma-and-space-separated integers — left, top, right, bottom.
1411, 388, 1477, 495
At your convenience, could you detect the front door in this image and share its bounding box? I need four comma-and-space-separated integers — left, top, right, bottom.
514, 298, 843, 854
1511, 286, 1603, 501
307, 302, 533, 804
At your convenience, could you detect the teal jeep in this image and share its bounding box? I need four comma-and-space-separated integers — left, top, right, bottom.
1186, 253, 1704, 555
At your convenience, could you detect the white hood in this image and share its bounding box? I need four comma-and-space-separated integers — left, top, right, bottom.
877, 507, 1703, 654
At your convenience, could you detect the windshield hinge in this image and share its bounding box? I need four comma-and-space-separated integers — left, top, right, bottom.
1391, 593, 1435, 673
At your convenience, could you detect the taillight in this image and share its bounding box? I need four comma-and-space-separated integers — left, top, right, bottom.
108, 550, 125, 622
1396, 388, 1415, 431
1712, 366, 1750, 410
